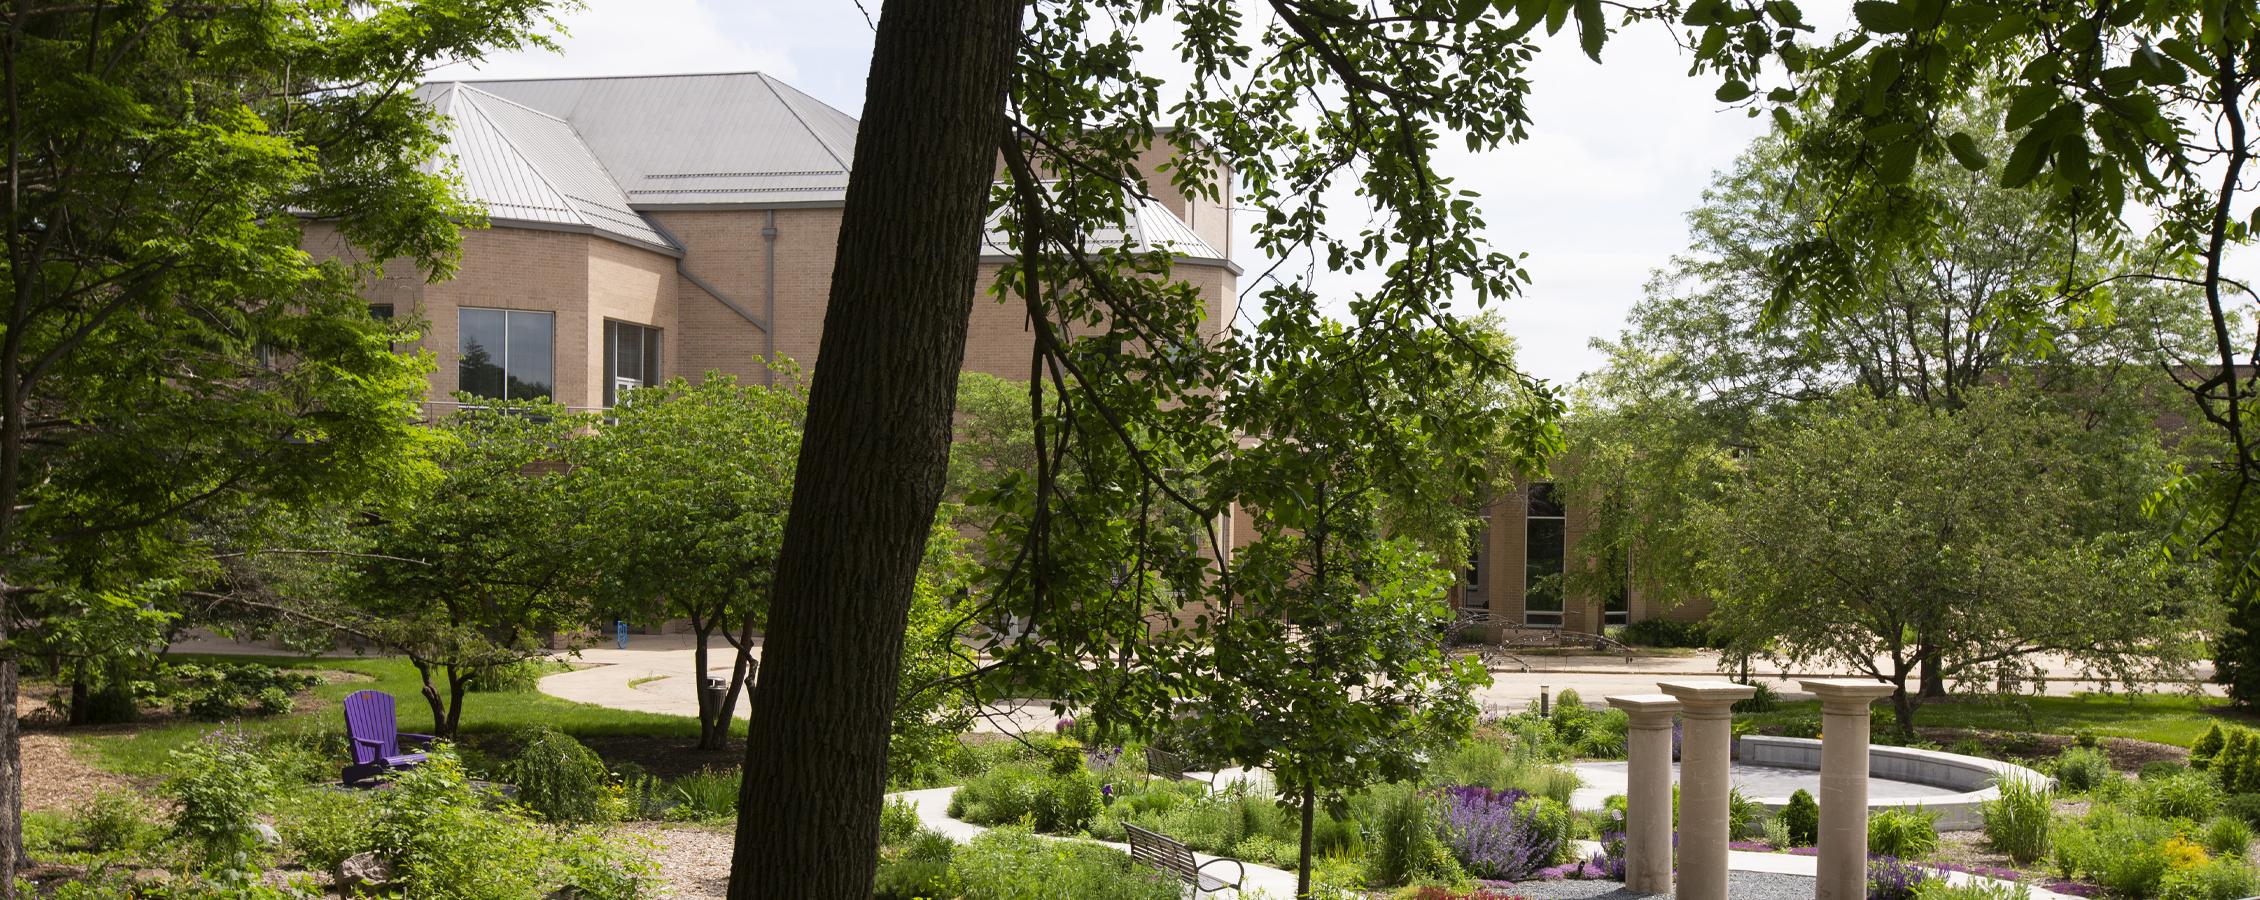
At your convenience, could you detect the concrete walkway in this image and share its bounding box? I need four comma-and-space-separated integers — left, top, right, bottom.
890, 784, 1302, 898
1569, 840, 2079, 899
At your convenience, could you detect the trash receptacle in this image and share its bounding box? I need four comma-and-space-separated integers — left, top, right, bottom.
701, 676, 729, 715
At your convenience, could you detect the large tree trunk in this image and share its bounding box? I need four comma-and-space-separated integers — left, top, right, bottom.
726, 0, 1022, 895
1, 644, 21, 884
413, 658, 449, 737
1918, 642, 1946, 699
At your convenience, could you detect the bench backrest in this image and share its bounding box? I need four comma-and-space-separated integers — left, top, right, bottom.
342, 690, 400, 764
1124, 823, 1198, 883
1146, 746, 1186, 780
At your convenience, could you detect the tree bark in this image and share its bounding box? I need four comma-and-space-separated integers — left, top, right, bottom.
726, 0, 1022, 896
1297, 781, 1317, 899
1919, 643, 1946, 699
414, 658, 449, 736
1, 645, 20, 883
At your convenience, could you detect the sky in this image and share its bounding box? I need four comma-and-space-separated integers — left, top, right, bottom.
421, 1, 1890, 388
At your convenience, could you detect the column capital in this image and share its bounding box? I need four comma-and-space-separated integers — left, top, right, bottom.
1607, 694, 1682, 728
1799, 679, 1895, 714
1658, 680, 1755, 716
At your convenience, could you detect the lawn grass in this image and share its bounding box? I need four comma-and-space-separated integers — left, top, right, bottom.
75, 654, 699, 778
1740, 691, 2252, 748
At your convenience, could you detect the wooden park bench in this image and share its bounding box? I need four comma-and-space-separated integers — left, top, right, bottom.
1125, 822, 1244, 895
1146, 746, 1191, 782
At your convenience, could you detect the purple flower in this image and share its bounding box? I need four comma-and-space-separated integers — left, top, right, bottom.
1434, 784, 1559, 881
2045, 881, 2103, 898
1056, 717, 1076, 734
1866, 855, 1931, 900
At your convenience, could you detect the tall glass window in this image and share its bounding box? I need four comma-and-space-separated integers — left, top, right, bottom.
1524, 482, 1565, 627
604, 321, 662, 406
458, 308, 554, 401
1463, 514, 1490, 609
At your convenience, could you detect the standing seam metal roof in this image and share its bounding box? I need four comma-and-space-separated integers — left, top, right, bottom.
422, 82, 677, 253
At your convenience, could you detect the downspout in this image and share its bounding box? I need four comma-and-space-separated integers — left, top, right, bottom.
763, 210, 778, 385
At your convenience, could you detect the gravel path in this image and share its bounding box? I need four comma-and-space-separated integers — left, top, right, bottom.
628, 823, 733, 899
1508, 872, 1815, 898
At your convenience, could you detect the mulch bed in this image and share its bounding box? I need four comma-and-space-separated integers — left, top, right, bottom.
576, 735, 745, 780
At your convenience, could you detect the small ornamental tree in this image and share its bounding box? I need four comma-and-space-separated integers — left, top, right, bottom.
571, 371, 806, 750
351, 399, 597, 737
1697, 388, 2205, 737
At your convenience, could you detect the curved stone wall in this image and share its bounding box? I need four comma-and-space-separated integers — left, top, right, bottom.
1736, 735, 2050, 830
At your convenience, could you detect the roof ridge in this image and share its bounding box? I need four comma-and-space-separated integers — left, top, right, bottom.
756, 73, 850, 172
455, 92, 585, 224
451, 69, 779, 84
453, 83, 573, 126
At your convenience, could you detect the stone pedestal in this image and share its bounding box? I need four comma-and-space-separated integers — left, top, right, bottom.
1802, 679, 1897, 900
1607, 694, 1683, 895
1658, 680, 1755, 900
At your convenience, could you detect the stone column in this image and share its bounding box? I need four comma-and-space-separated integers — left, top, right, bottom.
1658, 680, 1755, 900
1607, 694, 1682, 894
1802, 679, 1897, 900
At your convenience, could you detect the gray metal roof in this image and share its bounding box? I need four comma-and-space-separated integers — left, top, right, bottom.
983, 193, 1231, 267
448, 72, 856, 208
422, 83, 678, 254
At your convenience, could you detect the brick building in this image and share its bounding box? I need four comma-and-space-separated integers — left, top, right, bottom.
317, 70, 1681, 634
310, 71, 1239, 415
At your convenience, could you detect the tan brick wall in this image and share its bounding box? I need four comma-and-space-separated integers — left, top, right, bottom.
586, 235, 680, 393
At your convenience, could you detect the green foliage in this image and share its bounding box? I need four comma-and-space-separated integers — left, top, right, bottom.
274, 785, 376, 876
62, 790, 162, 857
1617, 619, 1712, 649
161, 663, 318, 720
1728, 787, 1765, 841
1912, 882, 2032, 900
1366, 783, 1462, 887
1868, 807, 1941, 859
2192, 723, 2227, 770
1981, 777, 2053, 865
2201, 815, 2252, 858
2159, 856, 2260, 900
2139, 769, 2225, 821
2217, 730, 2260, 794
356, 747, 655, 899
503, 727, 615, 824
2054, 746, 2117, 793
949, 762, 1104, 835
165, 730, 276, 878
874, 830, 962, 900
2224, 794, 2260, 830
2051, 806, 2182, 897
1781, 789, 1820, 847
882, 796, 923, 847
665, 769, 741, 823
950, 828, 1178, 900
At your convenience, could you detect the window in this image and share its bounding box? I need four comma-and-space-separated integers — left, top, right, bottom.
604, 321, 662, 407
368, 303, 395, 320
458, 308, 554, 401
1606, 551, 1630, 627
1524, 482, 1564, 627
1463, 514, 1490, 609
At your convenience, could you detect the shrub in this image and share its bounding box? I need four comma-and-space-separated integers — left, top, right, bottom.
616, 765, 668, 820
2193, 723, 2228, 771
1430, 738, 1516, 791
875, 830, 960, 900
505, 727, 615, 823
2055, 807, 2179, 898
1728, 787, 1764, 841
666, 769, 741, 823
364, 750, 557, 900
952, 827, 1179, 900
1433, 786, 1557, 880
2141, 769, 2226, 822
1572, 710, 1629, 759
1366, 783, 1461, 887
69, 790, 160, 854
2203, 814, 2253, 857
1869, 807, 1941, 859
1868, 854, 1932, 900
1761, 814, 1795, 850
464, 659, 549, 693
2226, 793, 2260, 830
1733, 680, 1781, 714
275, 785, 375, 875
882, 795, 923, 846
2053, 746, 2114, 793
1912, 882, 2031, 899
165, 729, 276, 876
1618, 618, 1708, 648
950, 762, 1044, 826
1781, 789, 1819, 847
1981, 777, 2052, 865
2158, 856, 2260, 900
551, 828, 661, 900
162, 663, 317, 720
2219, 730, 2260, 795
1033, 770, 1104, 833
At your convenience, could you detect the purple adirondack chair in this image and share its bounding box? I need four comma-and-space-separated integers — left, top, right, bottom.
341, 690, 433, 787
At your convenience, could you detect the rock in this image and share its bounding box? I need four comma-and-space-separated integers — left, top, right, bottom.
336, 851, 392, 889
251, 822, 281, 846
